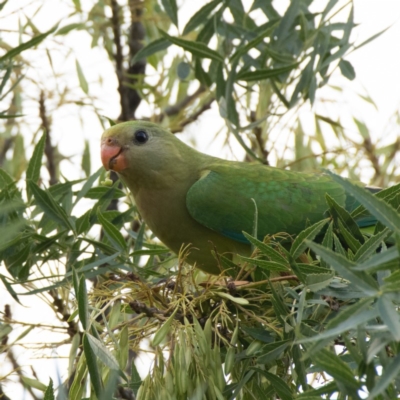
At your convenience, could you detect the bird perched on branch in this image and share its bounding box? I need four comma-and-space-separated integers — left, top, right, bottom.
101, 121, 375, 274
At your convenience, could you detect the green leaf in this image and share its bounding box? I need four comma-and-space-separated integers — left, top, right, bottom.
161, 0, 178, 27
354, 246, 399, 271
326, 193, 364, 244
43, 378, 55, 400
20, 377, 47, 391
354, 25, 391, 51
97, 209, 127, 252
131, 38, 171, 64
339, 59, 355, 80
76, 59, 88, 94
299, 307, 378, 344
86, 333, 120, 370
78, 274, 88, 330
130, 359, 142, 395
81, 140, 91, 177
216, 292, 249, 305
0, 323, 12, 341
325, 170, 400, 234
291, 218, 329, 259
230, 23, 278, 63
377, 295, 400, 341
74, 167, 103, 205
182, 0, 221, 35
310, 348, 359, 391
256, 341, 291, 364
76, 210, 91, 234
251, 368, 293, 400
0, 24, 58, 62
338, 219, 361, 253
307, 241, 378, 295
237, 63, 298, 82
28, 181, 75, 232
26, 130, 46, 184
152, 308, 178, 346
242, 232, 287, 264
83, 334, 103, 397
237, 256, 289, 272
0, 274, 20, 304
0, 168, 14, 189
84, 186, 125, 199
367, 352, 400, 399
160, 30, 223, 62
354, 228, 391, 262
56, 23, 86, 35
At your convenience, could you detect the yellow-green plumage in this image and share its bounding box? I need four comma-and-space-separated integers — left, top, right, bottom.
101, 121, 366, 274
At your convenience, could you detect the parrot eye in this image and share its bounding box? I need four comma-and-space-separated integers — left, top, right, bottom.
134, 130, 148, 144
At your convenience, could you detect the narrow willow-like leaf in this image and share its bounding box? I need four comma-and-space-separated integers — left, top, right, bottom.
28, 181, 74, 231
0, 274, 20, 304
242, 231, 287, 264
0, 167, 14, 189
74, 167, 103, 205
161, 0, 178, 27
130, 360, 142, 395
325, 170, 400, 234
81, 140, 91, 177
182, 0, 221, 35
76, 210, 91, 234
291, 218, 329, 259
251, 368, 293, 400
152, 308, 178, 346
78, 274, 88, 330
131, 38, 171, 63
84, 186, 125, 199
26, 131, 46, 183
86, 333, 120, 370
216, 292, 249, 305
0, 24, 58, 62
237, 256, 289, 272
354, 228, 391, 262
310, 349, 359, 391
353, 247, 400, 271
43, 379, 55, 400
367, 353, 400, 399
83, 334, 102, 397
307, 241, 378, 295
160, 30, 223, 62
338, 219, 361, 253
326, 193, 364, 244
377, 295, 400, 341
97, 209, 127, 252
76, 59, 88, 94
230, 22, 278, 62
56, 23, 86, 35
256, 341, 290, 364
237, 63, 298, 82
20, 377, 47, 391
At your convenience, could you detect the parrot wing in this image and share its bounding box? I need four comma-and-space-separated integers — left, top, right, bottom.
186, 163, 346, 243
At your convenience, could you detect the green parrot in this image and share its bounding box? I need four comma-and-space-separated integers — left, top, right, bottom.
100, 121, 375, 274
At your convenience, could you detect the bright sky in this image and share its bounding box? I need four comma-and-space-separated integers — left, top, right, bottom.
1, 1, 400, 398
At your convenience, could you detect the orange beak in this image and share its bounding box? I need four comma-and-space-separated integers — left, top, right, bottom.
101, 138, 128, 172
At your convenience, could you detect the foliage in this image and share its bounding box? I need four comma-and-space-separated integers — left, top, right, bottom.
0, 1, 400, 400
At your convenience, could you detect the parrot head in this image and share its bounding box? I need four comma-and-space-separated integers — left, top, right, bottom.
100, 121, 198, 186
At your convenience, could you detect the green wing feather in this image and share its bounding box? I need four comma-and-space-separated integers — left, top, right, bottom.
186, 163, 347, 243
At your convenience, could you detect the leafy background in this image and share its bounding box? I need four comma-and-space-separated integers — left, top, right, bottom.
0, 0, 400, 399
